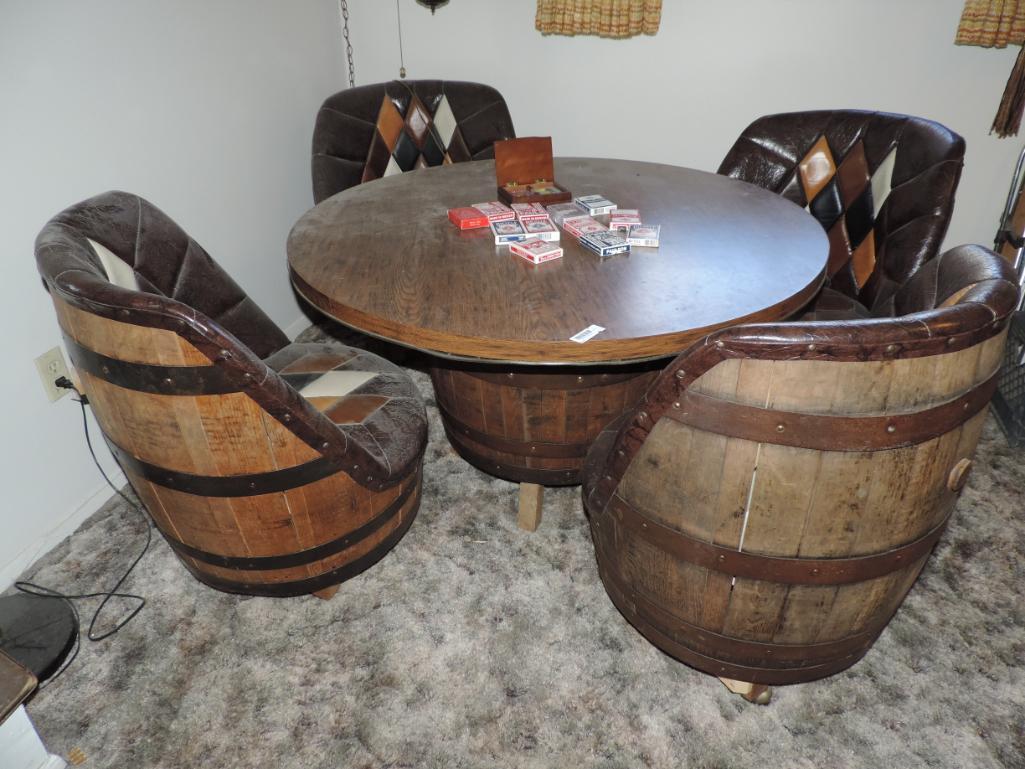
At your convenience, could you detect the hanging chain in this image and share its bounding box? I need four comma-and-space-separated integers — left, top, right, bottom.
396, 0, 406, 78
339, 0, 355, 87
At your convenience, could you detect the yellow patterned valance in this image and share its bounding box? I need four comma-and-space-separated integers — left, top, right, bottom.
955, 0, 1025, 47
536, 0, 662, 38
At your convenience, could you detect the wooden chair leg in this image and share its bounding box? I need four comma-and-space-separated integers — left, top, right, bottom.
311, 585, 340, 601
719, 677, 772, 705
517, 483, 544, 531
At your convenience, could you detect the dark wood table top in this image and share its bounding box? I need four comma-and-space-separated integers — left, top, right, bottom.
288, 158, 828, 364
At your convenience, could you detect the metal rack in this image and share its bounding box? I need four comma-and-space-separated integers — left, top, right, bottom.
991, 145, 1025, 445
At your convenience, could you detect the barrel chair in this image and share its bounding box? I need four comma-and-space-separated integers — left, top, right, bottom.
718, 110, 966, 320
311, 79, 516, 203
35, 191, 428, 599
582, 244, 1018, 703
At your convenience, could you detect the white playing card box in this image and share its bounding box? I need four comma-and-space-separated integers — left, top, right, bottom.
491, 219, 528, 244
573, 194, 617, 216
510, 237, 564, 264
626, 224, 660, 247
521, 217, 561, 242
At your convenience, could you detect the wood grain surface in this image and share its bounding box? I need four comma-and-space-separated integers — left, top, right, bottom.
288, 158, 828, 364
591, 332, 1006, 684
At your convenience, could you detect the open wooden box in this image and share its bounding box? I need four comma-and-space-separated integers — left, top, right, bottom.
494, 137, 572, 205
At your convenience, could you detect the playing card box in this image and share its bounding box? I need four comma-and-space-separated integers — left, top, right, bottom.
562, 215, 609, 239
447, 206, 490, 230
494, 137, 572, 205
609, 209, 642, 231
511, 202, 550, 222
580, 230, 631, 258
574, 194, 617, 216
626, 224, 661, 247
491, 219, 528, 244
472, 201, 516, 223
546, 202, 588, 225
522, 217, 560, 242
510, 237, 564, 265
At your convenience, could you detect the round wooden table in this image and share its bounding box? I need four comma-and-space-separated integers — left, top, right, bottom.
289, 158, 828, 527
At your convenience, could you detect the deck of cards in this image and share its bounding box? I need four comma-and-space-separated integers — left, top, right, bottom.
562, 214, 608, 239
472, 201, 515, 223
522, 217, 560, 241
510, 237, 564, 264
447, 206, 490, 230
511, 202, 549, 222
491, 219, 528, 244
580, 230, 631, 258
546, 202, 588, 225
609, 209, 642, 231
574, 194, 617, 216
626, 224, 660, 247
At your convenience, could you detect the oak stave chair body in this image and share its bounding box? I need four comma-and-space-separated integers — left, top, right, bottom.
718, 110, 966, 319
583, 245, 1018, 686
312, 79, 516, 203
35, 191, 427, 597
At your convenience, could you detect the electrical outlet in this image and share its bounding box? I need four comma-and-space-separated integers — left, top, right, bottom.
34, 346, 71, 402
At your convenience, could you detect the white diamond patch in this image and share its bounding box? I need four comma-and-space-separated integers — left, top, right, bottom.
88, 238, 138, 290
871, 147, 896, 218
383, 155, 403, 177
300, 370, 378, 398
433, 95, 458, 148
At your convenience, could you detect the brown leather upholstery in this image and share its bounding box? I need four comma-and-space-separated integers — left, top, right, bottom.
583, 244, 1018, 686
36, 191, 428, 596
311, 79, 516, 203
718, 111, 965, 316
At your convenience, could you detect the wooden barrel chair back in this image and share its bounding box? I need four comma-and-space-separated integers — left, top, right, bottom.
311, 79, 516, 203
35, 191, 425, 596
584, 245, 1019, 685
718, 110, 965, 315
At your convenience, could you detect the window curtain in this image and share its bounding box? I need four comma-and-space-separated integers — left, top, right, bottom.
536, 0, 662, 38
956, 0, 1025, 136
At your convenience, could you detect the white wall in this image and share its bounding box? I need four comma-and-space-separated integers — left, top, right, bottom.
347, 0, 1022, 249
0, 1, 345, 587
3, 0, 1023, 585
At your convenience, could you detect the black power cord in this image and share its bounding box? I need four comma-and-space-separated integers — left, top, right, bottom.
13, 376, 152, 688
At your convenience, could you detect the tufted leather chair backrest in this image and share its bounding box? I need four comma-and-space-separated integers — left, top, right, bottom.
37, 190, 289, 358
36, 191, 412, 491
717, 110, 965, 315
311, 79, 516, 203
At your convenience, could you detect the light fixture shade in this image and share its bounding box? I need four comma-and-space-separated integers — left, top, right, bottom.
416, 0, 450, 13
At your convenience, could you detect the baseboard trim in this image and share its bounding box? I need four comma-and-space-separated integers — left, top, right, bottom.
0, 471, 125, 593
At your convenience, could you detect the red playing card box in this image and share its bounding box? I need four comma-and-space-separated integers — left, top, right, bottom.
510, 237, 564, 264
448, 207, 490, 230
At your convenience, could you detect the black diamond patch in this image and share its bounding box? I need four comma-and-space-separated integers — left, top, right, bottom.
845, 187, 875, 248
392, 131, 420, 172
808, 179, 843, 231
422, 127, 446, 167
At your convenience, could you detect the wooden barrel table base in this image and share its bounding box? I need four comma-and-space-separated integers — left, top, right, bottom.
431, 362, 661, 524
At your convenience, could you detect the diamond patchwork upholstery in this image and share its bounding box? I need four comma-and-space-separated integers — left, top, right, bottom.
312, 80, 516, 203
267, 342, 427, 479
718, 111, 965, 316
